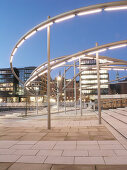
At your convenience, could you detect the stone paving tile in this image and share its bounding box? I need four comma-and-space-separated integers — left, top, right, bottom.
53, 143, 76, 150
16, 141, 37, 145
114, 150, 127, 156
0, 141, 18, 149
46, 133, 67, 136
8, 163, 52, 170
0, 162, 13, 170
42, 136, 65, 141
0, 155, 21, 162
62, 150, 88, 157
51, 164, 95, 170
77, 144, 99, 150
32, 141, 56, 150
64, 136, 90, 141
99, 144, 124, 150
98, 141, 119, 145
96, 165, 127, 170
104, 156, 127, 165
45, 156, 74, 164
56, 141, 76, 145
16, 155, 47, 163
77, 141, 98, 145
75, 157, 105, 164
88, 150, 115, 157
0, 149, 16, 155
10, 144, 33, 150
67, 132, 89, 136
13, 149, 39, 156
19, 134, 46, 141
37, 150, 63, 156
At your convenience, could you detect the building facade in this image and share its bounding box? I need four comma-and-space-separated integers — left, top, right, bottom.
0, 67, 37, 102
80, 59, 109, 97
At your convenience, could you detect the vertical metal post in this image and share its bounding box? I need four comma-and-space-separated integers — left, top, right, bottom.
25, 88, 27, 116
36, 95, 38, 115
96, 42, 101, 124
64, 68, 66, 114
57, 80, 59, 112
47, 16, 51, 129
79, 58, 82, 116
74, 61, 77, 114
25, 96, 27, 116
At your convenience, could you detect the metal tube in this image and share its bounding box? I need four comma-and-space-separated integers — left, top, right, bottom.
96, 42, 101, 124
64, 68, 66, 114
74, 61, 77, 114
36, 95, 38, 115
79, 58, 82, 116
47, 16, 51, 129
57, 80, 59, 112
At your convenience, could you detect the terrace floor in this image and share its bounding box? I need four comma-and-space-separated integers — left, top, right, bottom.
0, 109, 127, 169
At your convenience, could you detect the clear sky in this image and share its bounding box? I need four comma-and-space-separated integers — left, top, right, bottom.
0, 0, 127, 73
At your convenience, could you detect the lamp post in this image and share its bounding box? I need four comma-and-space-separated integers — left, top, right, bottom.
96, 42, 101, 124
74, 61, 77, 114
79, 58, 82, 116
57, 76, 61, 112
64, 68, 66, 114
35, 86, 39, 115
47, 16, 51, 129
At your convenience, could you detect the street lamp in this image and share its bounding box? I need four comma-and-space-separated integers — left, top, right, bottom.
57, 76, 62, 112
35, 86, 39, 115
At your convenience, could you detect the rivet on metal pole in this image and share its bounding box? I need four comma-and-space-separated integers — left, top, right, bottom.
96, 42, 101, 124
64, 68, 66, 114
79, 58, 82, 116
74, 61, 77, 114
47, 16, 51, 129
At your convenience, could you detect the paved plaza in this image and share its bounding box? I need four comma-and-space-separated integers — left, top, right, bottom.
0, 109, 127, 169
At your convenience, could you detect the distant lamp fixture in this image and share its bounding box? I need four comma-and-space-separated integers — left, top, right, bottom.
88, 48, 107, 55
104, 5, 127, 11
55, 14, 75, 23
25, 30, 37, 39
10, 56, 13, 63
57, 76, 62, 81
17, 39, 25, 47
108, 44, 127, 50
12, 48, 17, 56
51, 62, 66, 70
37, 22, 53, 31
77, 9, 102, 16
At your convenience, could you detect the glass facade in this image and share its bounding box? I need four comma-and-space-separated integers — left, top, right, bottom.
81, 59, 109, 95
0, 67, 36, 102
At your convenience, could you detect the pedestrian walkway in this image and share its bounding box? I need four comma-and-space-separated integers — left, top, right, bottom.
102, 108, 127, 139
0, 110, 127, 169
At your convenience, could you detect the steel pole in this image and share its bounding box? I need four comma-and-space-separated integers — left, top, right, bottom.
79, 58, 82, 116
74, 61, 77, 114
36, 94, 38, 115
57, 80, 59, 112
64, 68, 66, 114
96, 42, 101, 124
47, 16, 51, 129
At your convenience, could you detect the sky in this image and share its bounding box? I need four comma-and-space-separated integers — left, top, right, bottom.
0, 0, 127, 78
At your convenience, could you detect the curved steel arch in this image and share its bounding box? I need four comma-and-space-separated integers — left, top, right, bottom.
10, 1, 127, 86
25, 39, 127, 88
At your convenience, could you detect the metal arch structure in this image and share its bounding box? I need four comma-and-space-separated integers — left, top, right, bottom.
10, 1, 127, 85
25, 40, 127, 87
9, 1, 127, 129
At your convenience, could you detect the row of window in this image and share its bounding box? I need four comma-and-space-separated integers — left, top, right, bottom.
82, 70, 108, 74
81, 74, 108, 79
0, 83, 13, 87
0, 88, 13, 91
